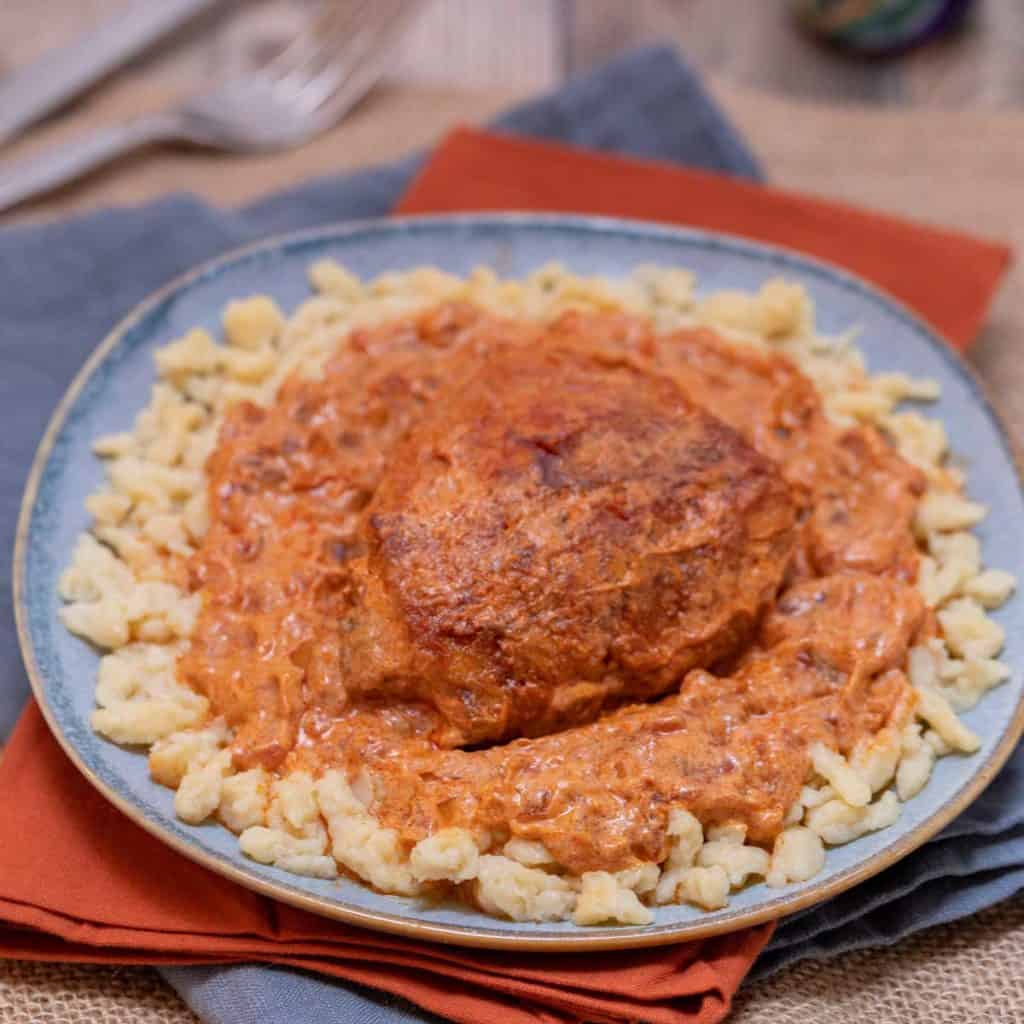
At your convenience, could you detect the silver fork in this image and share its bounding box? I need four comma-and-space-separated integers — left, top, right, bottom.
0, 0, 425, 215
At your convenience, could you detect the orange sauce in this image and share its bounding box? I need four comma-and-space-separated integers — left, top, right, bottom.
180, 304, 926, 874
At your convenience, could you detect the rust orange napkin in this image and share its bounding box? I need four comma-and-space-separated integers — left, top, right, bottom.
397, 128, 1011, 351
0, 128, 1011, 1024
0, 705, 771, 1024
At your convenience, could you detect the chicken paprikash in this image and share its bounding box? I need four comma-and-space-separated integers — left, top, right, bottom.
63, 266, 1013, 926
183, 303, 924, 875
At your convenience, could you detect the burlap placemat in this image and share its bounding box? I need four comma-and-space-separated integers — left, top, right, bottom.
0, 961, 196, 1023
733, 896, 1024, 1022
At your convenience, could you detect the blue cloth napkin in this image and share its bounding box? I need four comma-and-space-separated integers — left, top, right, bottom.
1, 43, 1020, 1023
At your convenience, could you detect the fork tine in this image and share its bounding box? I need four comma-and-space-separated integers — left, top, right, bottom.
296, 0, 423, 121
247, 0, 355, 97
178, 0, 425, 151
319, 0, 416, 79
273, 0, 422, 121
268, 0, 387, 90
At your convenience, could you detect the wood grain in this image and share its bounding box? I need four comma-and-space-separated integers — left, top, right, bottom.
0, 0, 563, 93
568, 0, 1024, 109
6, 0, 1024, 106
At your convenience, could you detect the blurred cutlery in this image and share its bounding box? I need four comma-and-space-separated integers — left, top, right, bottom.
0, 0, 222, 147
0, 0, 425, 215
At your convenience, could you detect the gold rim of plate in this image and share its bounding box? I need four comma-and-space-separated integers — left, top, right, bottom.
13, 213, 1024, 951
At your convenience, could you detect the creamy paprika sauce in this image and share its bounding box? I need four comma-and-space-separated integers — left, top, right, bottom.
181, 303, 927, 875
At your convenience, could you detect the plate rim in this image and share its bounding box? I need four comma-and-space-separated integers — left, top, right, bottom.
13, 211, 1024, 951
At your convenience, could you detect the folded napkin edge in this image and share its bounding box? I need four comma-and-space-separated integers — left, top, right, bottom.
402, 125, 1013, 260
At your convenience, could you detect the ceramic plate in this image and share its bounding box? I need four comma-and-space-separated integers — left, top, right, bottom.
14, 214, 1024, 950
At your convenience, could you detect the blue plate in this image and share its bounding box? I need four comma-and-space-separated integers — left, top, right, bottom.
14, 214, 1024, 950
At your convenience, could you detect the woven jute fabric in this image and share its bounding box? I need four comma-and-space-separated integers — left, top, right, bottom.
733, 896, 1024, 1023
2, 896, 1023, 1022
0, 962, 197, 1024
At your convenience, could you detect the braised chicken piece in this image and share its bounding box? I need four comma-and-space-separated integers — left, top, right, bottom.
339, 336, 797, 745
183, 300, 925, 867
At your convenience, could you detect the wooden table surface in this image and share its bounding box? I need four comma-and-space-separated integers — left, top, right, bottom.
9, 0, 1024, 106
2, 3, 1023, 1022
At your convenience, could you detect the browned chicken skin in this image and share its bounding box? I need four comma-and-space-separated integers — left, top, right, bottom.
340, 338, 797, 745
